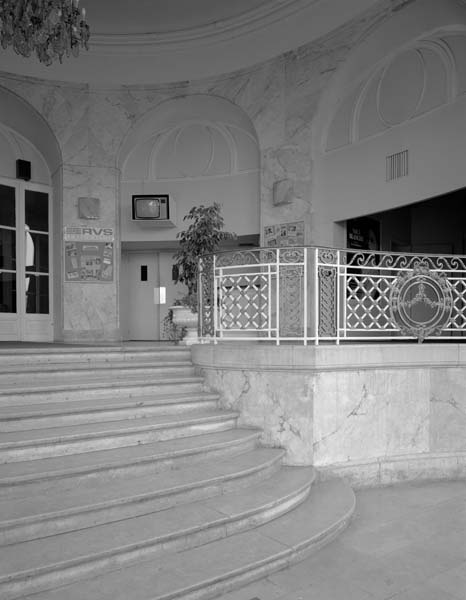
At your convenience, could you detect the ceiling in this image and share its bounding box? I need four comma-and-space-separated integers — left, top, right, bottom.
0, 0, 380, 85
89, 0, 274, 35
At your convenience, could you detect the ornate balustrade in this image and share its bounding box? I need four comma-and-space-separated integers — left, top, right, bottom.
198, 247, 466, 344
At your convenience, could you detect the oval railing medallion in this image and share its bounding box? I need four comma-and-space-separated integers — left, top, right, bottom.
389, 266, 453, 342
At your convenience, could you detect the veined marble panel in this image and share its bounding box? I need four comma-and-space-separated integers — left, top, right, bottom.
430, 367, 466, 452
312, 368, 430, 465
200, 366, 313, 465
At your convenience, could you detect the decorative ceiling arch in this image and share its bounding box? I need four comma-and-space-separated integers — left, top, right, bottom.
311, 0, 466, 156
0, 85, 62, 176
324, 31, 466, 151
119, 94, 259, 180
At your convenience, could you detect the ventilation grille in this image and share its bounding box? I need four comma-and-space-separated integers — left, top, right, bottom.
386, 150, 408, 181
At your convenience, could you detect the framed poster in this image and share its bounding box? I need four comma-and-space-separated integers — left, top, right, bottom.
64, 225, 114, 283
264, 221, 304, 247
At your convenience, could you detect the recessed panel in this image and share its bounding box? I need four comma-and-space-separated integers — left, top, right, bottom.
378, 50, 425, 125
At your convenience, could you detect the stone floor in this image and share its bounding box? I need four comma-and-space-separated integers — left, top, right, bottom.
220, 479, 466, 600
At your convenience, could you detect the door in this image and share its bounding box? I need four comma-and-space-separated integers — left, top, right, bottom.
123, 252, 161, 340
0, 179, 52, 341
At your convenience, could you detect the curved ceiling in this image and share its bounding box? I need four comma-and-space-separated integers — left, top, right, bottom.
0, 0, 380, 85
90, 0, 276, 35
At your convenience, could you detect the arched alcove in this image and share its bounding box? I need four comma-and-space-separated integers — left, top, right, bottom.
0, 85, 63, 340
118, 94, 260, 243
117, 93, 260, 340
311, 0, 466, 246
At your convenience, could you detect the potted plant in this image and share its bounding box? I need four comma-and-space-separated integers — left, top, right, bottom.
169, 203, 235, 344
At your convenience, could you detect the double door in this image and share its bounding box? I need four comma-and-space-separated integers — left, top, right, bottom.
0, 178, 52, 341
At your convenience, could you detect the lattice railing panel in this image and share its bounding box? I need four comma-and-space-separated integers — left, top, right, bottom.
219, 274, 270, 330
198, 247, 466, 344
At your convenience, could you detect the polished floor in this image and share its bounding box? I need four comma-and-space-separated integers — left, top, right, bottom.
220, 479, 466, 600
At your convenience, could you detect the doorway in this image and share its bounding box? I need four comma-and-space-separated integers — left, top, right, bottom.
0, 178, 53, 341
121, 251, 162, 340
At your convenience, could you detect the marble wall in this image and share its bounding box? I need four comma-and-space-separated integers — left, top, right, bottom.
192, 343, 466, 486
0, 0, 414, 340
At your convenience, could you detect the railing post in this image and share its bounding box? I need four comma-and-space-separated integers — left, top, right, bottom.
336, 249, 341, 345
303, 247, 308, 346
314, 247, 319, 345
276, 248, 280, 345
213, 254, 218, 344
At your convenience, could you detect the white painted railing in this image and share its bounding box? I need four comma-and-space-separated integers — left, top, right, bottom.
198, 247, 466, 344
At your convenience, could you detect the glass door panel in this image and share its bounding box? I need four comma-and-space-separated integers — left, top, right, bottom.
25, 274, 49, 314
24, 189, 50, 317
0, 228, 16, 271
0, 272, 16, 313
0, 184, 16, 227
0, 184, 17, 317
0, 180, 52, 339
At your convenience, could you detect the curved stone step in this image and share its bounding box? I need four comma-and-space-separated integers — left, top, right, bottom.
0, 345, 190, 366
0, 392, 221, 431
0, 428, 261, 492
0, 362, 196, 384
6, 476, 353, 600
0, 448, 285, 544
0, 467, 315, 600
0, 410, 239, 463
0, 377, 206, 406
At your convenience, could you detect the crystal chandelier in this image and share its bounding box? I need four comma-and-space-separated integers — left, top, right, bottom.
0, 0, 90, 66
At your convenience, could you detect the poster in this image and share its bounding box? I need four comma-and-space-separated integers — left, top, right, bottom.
264, 221, 304, 247
64, 225, 114, 283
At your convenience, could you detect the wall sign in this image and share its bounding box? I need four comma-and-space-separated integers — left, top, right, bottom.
64, 225, 114, 283
264, 221, 304, 247
346, 217, 380, 250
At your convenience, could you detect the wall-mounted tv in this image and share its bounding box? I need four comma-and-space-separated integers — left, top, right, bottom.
132, 195, 170, 221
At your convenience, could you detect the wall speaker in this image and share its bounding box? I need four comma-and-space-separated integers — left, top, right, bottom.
16, 159, 31, 181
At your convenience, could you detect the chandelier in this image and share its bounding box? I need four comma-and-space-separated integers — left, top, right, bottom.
0, 0, 90, 66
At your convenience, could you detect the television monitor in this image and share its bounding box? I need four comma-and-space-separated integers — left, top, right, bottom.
132, 195, 170, 220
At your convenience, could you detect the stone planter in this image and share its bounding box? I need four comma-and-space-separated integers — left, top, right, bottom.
170, 305, 199, 345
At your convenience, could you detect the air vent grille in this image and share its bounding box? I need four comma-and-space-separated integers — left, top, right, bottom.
386, 149, 408, 181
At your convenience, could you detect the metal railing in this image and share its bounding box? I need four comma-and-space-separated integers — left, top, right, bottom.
198, 247, 466, 344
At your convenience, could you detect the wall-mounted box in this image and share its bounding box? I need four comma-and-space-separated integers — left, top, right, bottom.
132, 194, 176, 227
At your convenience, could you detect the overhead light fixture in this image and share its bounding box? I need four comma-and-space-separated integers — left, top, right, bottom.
0, 0, 90, 66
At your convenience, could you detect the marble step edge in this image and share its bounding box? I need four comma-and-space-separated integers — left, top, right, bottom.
0, 361, 195, 377
0, 395, 221, 432
0, 344, 185, 357
0, 468, 315, 600
0, 392, 220, 419
0, 373, 200, 395
0, 449, 286, 545
0, 378, 205, 405
0, 429, 261, 489
0, 427, 261, 496
0, 412, 240, 463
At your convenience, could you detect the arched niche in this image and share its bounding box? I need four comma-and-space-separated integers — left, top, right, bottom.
0, 85, 63, 340
118, 94, 260, 242
310, 0, 466, 246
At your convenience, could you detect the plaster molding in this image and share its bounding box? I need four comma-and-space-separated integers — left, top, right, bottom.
91, 0, 319, 52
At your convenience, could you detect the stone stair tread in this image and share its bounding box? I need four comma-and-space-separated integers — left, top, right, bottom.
0, 373, 201, 393
0, 428, 260, 484
0, 391, 220, 419
0, 467, 314, 581
15, 478, 354, 600
0, 344, 181, 356
0, 409, 238, 446
0, 448, 284, 523
0, 360, 194, 375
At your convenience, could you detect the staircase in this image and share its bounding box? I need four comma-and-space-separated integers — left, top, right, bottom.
0, 343, 355, 600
